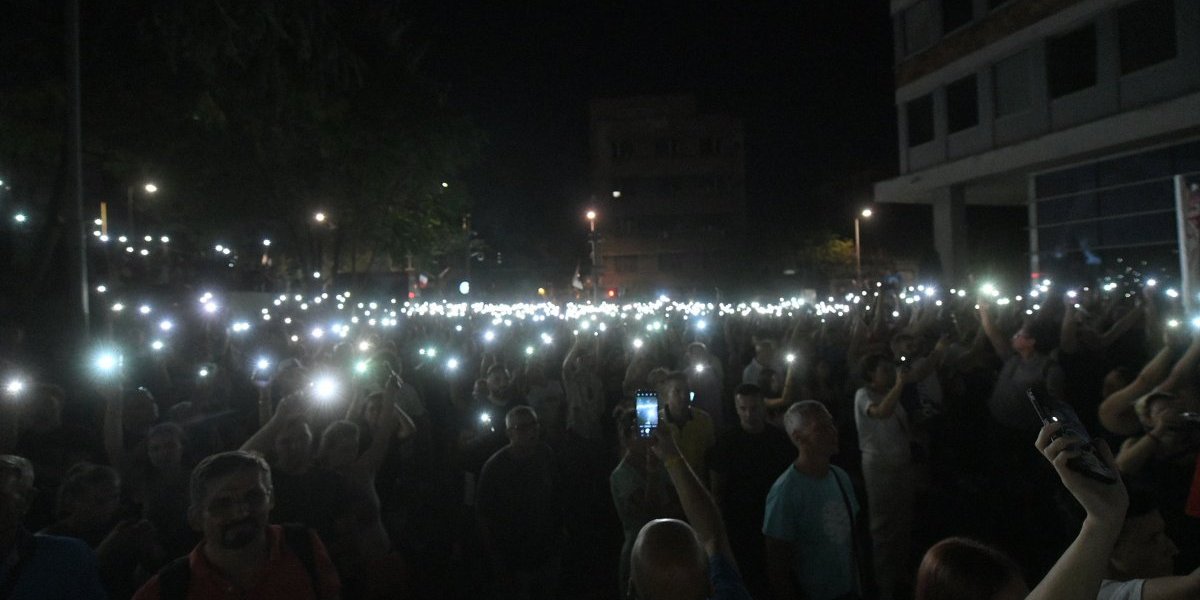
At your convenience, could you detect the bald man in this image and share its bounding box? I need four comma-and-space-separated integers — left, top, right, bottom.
628, 428, 751, 600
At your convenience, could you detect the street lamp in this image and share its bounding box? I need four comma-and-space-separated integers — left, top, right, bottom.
126, 182, 159, 237
854, 208, 873, 285
586, 209, 598, 303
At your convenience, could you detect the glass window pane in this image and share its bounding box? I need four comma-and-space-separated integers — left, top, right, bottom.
907, 94, 935, 146
946, 75, 979, 133
943, 0, 973, 33
904, 0, 936, 55
994, 50, 1032, 117
1047, 24, 1097, 98
1118, 0, 1177, 75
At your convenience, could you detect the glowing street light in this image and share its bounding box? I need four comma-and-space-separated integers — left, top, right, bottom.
854, 207, 873, 284
313, 212, 327, 223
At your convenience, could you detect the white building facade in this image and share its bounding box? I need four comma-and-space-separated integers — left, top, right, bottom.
875, 0, 1200, 283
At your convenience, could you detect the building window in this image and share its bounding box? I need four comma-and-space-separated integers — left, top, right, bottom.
614, 255, 638, 273
946, 74, 979, 133
903, 0, 936, 56
698, 137, 722, 156
1047, 24, 1097, 99
906, 94, 935, 146
654, 138, 680, 157
1118, 0, 1177, 75
994, 50, 1032, 117
611, 139, 632, 160
658, 253, 687, 272
942, 0, 973, 33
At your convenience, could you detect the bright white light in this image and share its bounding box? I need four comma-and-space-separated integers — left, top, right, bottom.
4, 379, 23, 396
222, 248, 231, 256
94, 351, 121, 374
144, 183, 158, 193
159, 319, 173, 331
256, 358, 271, 371
143, 235, 152, 242
312, 376, 338, 401
111, 303, 125, 312
354, 360, 369, 375
525, 346, 534, 356
1067, 290, 1078, 299
214, 244, 224, 252
483, 330, 496, 342
1167, 289, 1180, 299
1168, 319, 1180, 329
262, 239, 271, 247
442, 182, 449, 188
13, 213, 27, 224
447, 358, 460, 370
586, 210, 596, 221
313, 212, 326, 223
125, 247, 134, 253
696, 320, 707, 330
1146, 279, 1158, 287
786, 353, 796, 363
96, 285, 107, 293
198, 367, 210, 378
311, 327, 324, 339
138, 305, 151, 315
694, 364, 705, 374
358, 341, 371, 352
427, 347, 438, 358
860, 208, 873, 218
202, 301, 218, 314
612, 190, 621, 198
99, 235, 109, 242
231, 321, 250, 333
161, 236, 170, 243
1192, 317, 1200, 330
980, 283, 999, 298
459, 281, 470, 295
139, 249, 149, 256
313, 272, 321, 279
93, 218, 102, 225
633, 338, 644, 349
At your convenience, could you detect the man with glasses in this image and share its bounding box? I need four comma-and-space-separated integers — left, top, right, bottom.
476, 407, 564, 599
133, 450, 341, 599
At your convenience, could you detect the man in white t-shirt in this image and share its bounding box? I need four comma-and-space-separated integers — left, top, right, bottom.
1097, 491, 1200, 599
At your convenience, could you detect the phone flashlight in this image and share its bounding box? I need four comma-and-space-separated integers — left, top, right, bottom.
446, 358, 460, 371
4, 378, 25, 397
426, 348, 438, 358
256, 358, 271, 371
159, 320, 173, 332
525, 346, 535, 356
354, 360, 369, 375
483, 330, 496, 343
311, 375, 339, 402
694, 363, 705, 374
1168, 319, 1181, 329
93, 350, 122, 377
785, 353, 796, 364
632, 338, 644, 349
150, 340, 165, 352
198, 367, 210, 378
480, 412, 494, 432
358, 341, 371, 352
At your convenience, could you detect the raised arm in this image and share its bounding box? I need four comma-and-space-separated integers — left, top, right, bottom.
649, 425, 735, 568
865, 369, 907, 419
1027, 423, 1128, 600
1060, 302, 1081, 355
977, 301, 1011, 359
1098, 304, 1144, 349
1098, 343, 1176, 435
240, 392, 306, 456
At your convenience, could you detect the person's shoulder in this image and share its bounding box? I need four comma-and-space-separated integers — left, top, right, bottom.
1096, 578, 1144, 600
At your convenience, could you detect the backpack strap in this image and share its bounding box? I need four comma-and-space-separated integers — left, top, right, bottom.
156, 555, 192, 600
280, 523, 320, 594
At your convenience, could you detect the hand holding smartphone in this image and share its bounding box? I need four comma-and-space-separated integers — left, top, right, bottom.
635, 390, 659, 438
1027, 388, 1118, 484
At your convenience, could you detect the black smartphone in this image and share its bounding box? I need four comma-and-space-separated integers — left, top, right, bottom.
1027, 388, 1118, 484
635, 390, 659, 438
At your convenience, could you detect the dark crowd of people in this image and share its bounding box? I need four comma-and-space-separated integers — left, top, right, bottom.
1, 279, 1198, 599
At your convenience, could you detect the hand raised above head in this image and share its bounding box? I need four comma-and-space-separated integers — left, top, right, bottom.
1035, 422, 1128, 526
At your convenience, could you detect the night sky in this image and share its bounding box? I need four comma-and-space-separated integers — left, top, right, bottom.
418, 1, 914, 270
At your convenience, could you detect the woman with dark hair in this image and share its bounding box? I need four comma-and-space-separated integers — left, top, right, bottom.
915, 537, 1026, 600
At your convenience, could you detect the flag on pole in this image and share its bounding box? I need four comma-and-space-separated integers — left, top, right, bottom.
573, 262, 588, 290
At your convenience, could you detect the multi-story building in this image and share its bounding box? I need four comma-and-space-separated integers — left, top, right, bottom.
589, 95, 746, 297
875, 0, 1200, 284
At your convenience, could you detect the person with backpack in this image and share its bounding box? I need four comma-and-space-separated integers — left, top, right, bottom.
132, 451, 340, 600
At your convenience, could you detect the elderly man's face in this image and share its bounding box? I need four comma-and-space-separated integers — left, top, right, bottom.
194, 468, 273, 550
506, 412, 540, 450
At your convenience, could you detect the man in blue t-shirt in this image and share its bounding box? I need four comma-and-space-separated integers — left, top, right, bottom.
764, 401, 860, 600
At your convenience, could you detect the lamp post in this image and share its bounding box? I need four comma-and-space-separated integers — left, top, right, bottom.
586, 209, 598, 303
854, 208, 872, 285
126, 182, 158, 237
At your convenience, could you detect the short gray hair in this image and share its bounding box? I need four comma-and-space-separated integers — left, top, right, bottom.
0, 455, 34, 487
783, 400, 829, 437
505, 405, 537, 427
189, 451, 272, 510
